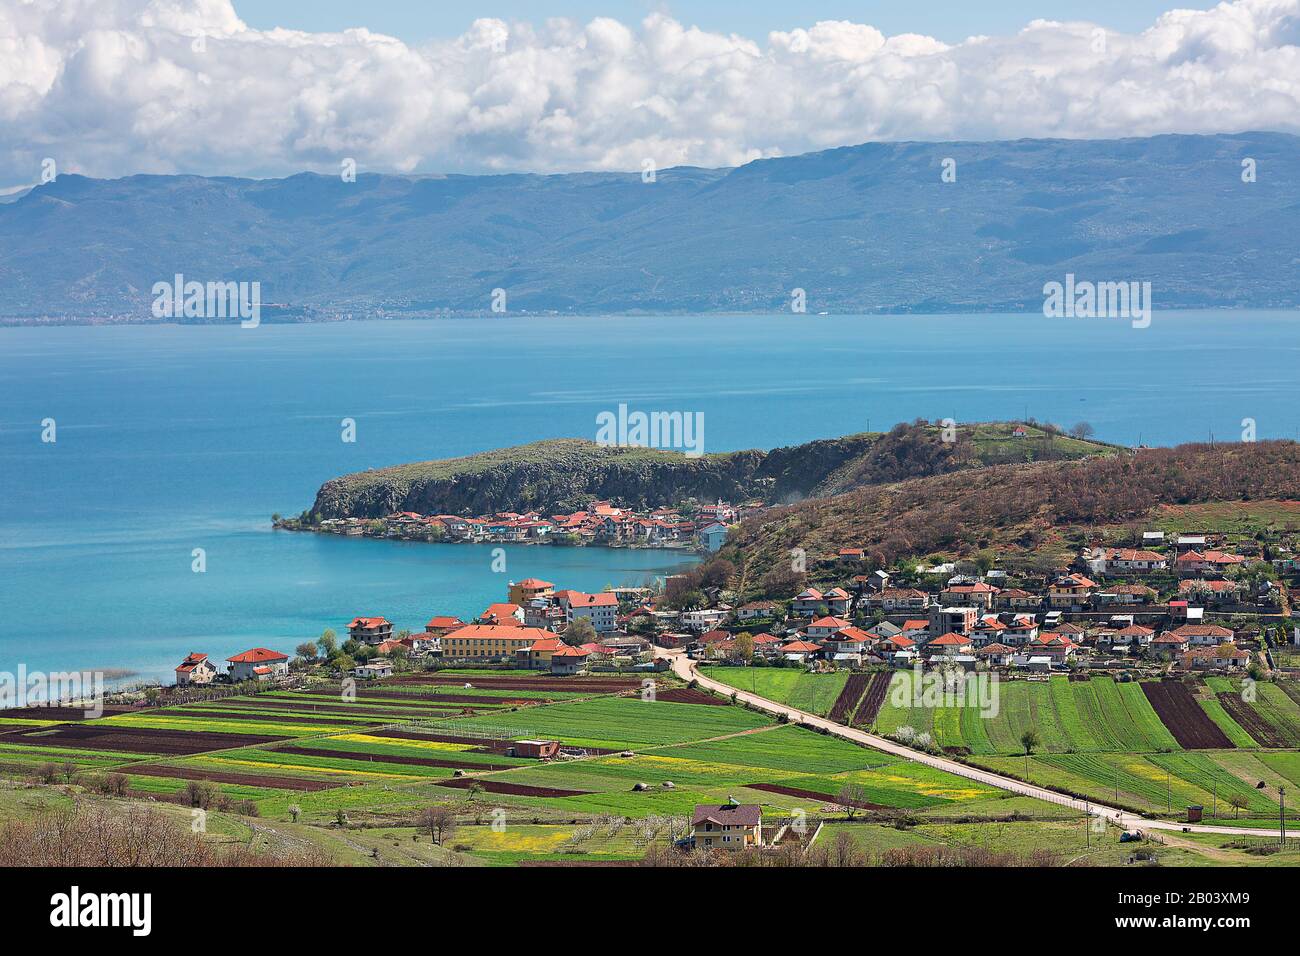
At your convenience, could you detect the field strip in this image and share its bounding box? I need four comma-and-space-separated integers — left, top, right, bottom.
664, 650, 1289, 838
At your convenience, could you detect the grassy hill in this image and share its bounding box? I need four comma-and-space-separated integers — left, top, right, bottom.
722, 439, 1300, 574
305, 421, 1115, 519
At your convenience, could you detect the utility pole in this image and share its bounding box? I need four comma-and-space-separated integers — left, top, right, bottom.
1213, 779, 1218, 820
1281, 786, 1287, 847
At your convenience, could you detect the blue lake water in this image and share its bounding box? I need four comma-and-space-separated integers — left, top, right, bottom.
2, 311, 1298, 682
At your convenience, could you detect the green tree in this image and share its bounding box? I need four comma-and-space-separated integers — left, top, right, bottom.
564, 617, 598, 647
1020, 729, 1040, 782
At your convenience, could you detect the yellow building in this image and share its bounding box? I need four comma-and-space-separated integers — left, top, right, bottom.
440, 624, 553, 660
508, 578, 555, 606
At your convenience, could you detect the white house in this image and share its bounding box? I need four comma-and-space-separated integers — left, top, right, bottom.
354, 659, 394, 679
175, 652, 218, 686
226, 647, 290, 682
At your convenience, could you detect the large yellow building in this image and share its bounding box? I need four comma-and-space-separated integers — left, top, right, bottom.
440, 624, 553, 660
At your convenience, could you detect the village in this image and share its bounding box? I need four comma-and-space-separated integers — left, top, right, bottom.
296, 498, 746, 553
173, 522, 1298, 693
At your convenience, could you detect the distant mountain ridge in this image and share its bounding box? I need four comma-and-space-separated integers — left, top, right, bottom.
2, 131, 1297, 321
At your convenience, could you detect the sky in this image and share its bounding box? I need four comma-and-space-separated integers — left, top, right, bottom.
232, 0, 1222, 46
1, 0, 1298, 187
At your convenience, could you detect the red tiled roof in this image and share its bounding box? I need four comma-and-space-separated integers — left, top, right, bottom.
226, 647, 288, 664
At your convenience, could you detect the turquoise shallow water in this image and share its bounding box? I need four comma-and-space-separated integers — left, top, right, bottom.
1, 312, 1297, 681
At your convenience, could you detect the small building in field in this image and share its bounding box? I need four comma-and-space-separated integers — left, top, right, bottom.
550, 645, 590, 675
354, 659, 393, 679
175, 652, 218, 686
690, 803, 762, 850
511, 739, 561, 759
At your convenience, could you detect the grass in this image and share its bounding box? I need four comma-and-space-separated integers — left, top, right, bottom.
706, 668, 850, 717
874, 674, 1179, 755
443, 696, 771, 750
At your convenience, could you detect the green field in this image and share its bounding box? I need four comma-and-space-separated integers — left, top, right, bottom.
706, 668, 850, 716
874, 673, 1178, 755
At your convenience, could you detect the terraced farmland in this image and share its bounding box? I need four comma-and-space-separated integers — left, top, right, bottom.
874, 674, 1179, 756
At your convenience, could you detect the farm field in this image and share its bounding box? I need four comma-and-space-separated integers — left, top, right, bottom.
972, 749, 1298, 823
874, 673, 1178, 755
0, 667, 1078, 863
706, 667, 850, 717
9, 664, 1300, 865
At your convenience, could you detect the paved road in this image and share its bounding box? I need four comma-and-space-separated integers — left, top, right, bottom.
659, 649, 1286, 839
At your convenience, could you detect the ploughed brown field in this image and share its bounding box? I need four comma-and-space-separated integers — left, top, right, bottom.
852, 672, 893, 728
434, 777, 592, 798
213, 697, 458, 718
1141, 681, 1234, 749
273, 744, 515, 772
126, 763, 344, 791
0, 705, 139, 721
155, 708, 391, 727
747, 781, 886, 810
829, 674, 870, 723
1216, 693, 1288, 748
0, 723, 280, 755
653, 688, 726, 706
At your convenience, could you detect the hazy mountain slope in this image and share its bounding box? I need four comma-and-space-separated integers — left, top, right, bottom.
2, 132, 1296, 319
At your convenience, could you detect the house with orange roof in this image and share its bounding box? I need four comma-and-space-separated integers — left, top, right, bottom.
821, 587, 852, 616
556, 590, 620, 632
226, 647, 289, 682
976, 643, 1016, 666
806, 616, 853, 640
550, 644, 591, 675
424, 615, 465, 635
442, 624, 554, 661
1169, 623, 1236, 647
516, 635, 569, 668
791, 587, 825, 617
479, 602, 525, 627
925, 632, 974, 656
1181, 645, 1249, 671
175, 652, 217, 686
779, 639, 821, 662
1175, 550, 1248, 575
348, 616, 393, 643
940, 582, 999, 609
994, 588, 1041, 610
1048, 573, 1098, 609
508, 578, 555, 605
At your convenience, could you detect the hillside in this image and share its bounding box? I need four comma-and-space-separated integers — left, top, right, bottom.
305, 422, 1114, 519
3, 132, 1298, 320
722, 440, 1300, 575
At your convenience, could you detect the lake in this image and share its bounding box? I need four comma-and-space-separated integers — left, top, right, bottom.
2, 311, 1298, 682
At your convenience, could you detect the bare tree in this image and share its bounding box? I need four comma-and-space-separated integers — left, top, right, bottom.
417, 806, 457, 845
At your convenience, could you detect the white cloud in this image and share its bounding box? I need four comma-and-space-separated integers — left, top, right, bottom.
1, 0, 1298, 184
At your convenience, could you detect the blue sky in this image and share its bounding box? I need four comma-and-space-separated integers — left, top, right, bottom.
235, 0, 1217, 44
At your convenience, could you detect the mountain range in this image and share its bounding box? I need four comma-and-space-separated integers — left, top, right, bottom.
2, 131, 1297, 321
